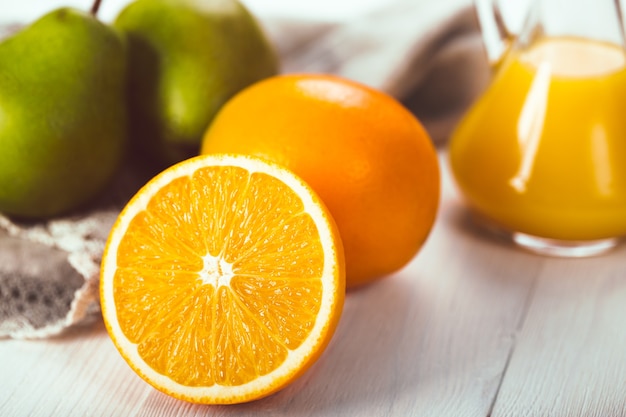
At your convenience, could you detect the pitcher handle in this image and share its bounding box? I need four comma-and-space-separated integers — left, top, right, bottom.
614, 0, 626, 48
474, 0, 512, 65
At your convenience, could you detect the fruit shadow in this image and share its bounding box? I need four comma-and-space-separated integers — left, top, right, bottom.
271, 276, 422, 414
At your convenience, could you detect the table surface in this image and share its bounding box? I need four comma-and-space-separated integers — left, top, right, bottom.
2, 153, 626, 417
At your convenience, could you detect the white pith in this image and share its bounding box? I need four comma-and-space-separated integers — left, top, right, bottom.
199, 254, 234, 288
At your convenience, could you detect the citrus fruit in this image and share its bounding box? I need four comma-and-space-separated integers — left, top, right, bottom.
201, 74, 440, 288
100, 154, 345, 404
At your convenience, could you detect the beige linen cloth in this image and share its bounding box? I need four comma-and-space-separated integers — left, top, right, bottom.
0, 0, 491, 338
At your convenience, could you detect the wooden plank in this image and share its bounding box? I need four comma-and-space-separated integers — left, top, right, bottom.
0, 322, 151, 416
491, 252, 626, 417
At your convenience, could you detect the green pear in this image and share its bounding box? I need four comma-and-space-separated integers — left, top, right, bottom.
115, 0, 279, 167
0, 8, 127, 219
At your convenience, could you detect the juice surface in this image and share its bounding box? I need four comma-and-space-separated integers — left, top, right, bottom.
449, 37, 626, 240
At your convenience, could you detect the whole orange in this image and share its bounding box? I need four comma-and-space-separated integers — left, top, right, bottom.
201, 74, 440, 288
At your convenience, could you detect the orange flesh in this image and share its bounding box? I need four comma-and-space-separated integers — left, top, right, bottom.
113, 166, 325, 387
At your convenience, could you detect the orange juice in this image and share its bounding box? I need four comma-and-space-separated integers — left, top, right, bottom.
449, 37, 626, 241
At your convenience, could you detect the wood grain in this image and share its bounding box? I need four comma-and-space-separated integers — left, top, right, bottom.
491, 254, 626, 417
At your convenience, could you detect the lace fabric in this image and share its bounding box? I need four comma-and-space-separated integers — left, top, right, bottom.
0, 155, 151, 339
0, 214, 112, 338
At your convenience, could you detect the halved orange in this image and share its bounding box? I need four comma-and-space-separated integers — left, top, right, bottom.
100, 154, 345, 404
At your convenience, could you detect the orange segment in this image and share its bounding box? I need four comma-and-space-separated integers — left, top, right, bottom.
100, 154, 345, 404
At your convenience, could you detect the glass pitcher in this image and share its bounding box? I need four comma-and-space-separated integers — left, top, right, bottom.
448, 0, 626, 257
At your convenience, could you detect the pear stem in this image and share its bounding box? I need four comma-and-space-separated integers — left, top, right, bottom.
90, 0, 103, 16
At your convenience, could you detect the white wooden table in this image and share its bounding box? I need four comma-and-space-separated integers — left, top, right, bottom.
2, 153, 626, 417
